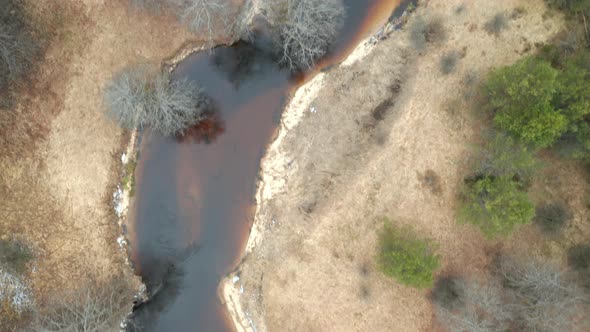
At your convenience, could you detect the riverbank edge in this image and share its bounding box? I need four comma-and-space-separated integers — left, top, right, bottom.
220, 7, 412, 331
116, 39, 226, 328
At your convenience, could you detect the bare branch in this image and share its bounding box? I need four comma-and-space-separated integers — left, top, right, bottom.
500, 256, 589, 331
103, 64, 211, 136
265, 0, 346, 70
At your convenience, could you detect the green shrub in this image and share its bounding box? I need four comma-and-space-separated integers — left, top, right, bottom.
484, 57, 568, 148
534, 202, 572, 235
476, 133, 541, 184
460, 176, 535, 238
377, 223, 440, 288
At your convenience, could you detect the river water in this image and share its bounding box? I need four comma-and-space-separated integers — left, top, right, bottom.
128, 1, 407, 331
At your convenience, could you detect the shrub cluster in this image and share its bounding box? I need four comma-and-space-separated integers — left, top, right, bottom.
377, 222, 440, 288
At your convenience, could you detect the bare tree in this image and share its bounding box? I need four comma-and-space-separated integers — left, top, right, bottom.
177, 0, 232, 41
37, 277, 134, 332
435, 279, 512, 332
500, 257, 589, 331
104, 64, 211, 136
266, 0, 346, 70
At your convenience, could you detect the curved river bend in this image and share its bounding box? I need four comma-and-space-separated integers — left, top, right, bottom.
128, 1, 409, 330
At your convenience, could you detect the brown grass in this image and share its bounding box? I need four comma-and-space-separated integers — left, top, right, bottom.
0, 0, 200, 329
233, 1, 566, 331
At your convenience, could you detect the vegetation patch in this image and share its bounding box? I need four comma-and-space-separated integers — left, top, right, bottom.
409, 15, 446, 51
0, 0, 41, 108
484, 12, 509, 36
0, 239, 33, 275
377, 222, 440, 288
122, 159, 137, 197
460, 176, 535, 238
430, 276, 464, 311
440, 51, 459, 75
474, 133, 541, 185
534, 202, 572, 235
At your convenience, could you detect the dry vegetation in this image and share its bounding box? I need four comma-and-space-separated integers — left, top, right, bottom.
230, 0, 590, 331
0, 0, 210, 329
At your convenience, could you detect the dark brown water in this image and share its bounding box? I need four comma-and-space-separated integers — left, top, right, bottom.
128, 1, 407, 331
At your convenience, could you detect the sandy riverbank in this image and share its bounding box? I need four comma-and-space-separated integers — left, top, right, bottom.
220, 8, 405, 331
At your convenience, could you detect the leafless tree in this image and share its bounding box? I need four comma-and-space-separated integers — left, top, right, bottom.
104, 64, 211, 136
435, 279, 512, 332
37, 277, 134, 332
500, 256, 589, 331
265, 0, 346, 70
177, 0, 233, 41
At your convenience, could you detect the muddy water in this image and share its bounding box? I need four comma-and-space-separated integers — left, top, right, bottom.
129, 1, 406, 331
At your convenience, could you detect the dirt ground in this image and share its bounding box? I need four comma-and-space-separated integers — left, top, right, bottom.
0, 0, 199, 326
229, 1, 574, 331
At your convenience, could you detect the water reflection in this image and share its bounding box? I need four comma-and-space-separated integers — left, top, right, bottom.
129, 1, 406, 330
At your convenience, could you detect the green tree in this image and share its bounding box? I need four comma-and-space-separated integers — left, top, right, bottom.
484, 57, 568, 148
554, 58, 590, 122
460, 176, 535, 238
377, 223, 440, 288
476, 133, 541, 184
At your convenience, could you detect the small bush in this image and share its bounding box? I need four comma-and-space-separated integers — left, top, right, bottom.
430, 276, 464, 310
377, 223, 440, 288
418, 169, 443, 195
440, 51, 459, 75
460, 176, 535, 238
534, 202, 571, 235
104, 65, 212, 137
485, 13, 509, 36
0, 239, 33, 274
409, 15, 446, 51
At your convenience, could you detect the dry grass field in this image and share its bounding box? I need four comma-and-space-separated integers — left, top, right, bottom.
228, 1, 589, 331
0, 0, 200, 328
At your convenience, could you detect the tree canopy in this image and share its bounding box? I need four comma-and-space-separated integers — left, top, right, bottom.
460, 176, 535, 238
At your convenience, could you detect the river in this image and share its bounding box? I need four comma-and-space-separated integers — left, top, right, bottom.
128, 1, 408, 331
